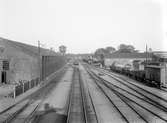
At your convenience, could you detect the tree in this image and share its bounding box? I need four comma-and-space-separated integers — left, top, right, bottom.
95, 46, 116, 56
50, 47, 55, 51
94, 48, 106, 59
94, 48, 106, 57
105, 46, 116, 54
59, 45, 66, 55
94, 48, 106, 66
117, 44, 136, 53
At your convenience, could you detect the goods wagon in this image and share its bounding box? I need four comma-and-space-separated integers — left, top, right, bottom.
145, 65, 161, 87
110, 65, 161, 88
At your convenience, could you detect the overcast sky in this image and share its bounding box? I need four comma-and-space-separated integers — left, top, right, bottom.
0, 0, 166, 53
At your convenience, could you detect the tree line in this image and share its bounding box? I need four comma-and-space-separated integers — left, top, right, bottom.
94, 44, 138, 57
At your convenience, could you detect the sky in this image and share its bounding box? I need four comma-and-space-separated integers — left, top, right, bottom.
0, 0, 166, 53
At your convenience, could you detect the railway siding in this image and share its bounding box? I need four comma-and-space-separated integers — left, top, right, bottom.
81, 65, 127, 123
87, 77, 126, 123
10, 100, 41, 123
86, 69, 146, 123
86, 64, 167, 123
0, 99, 29, 123
91, 66, 167, 110
79, 65, 98, 123
97, 81, 146, 123
0, 65, 69, 123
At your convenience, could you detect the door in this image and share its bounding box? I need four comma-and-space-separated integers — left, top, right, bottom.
1, 71, 7, 84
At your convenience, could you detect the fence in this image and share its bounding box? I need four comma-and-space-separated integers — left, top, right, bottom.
41, 55, 66, 80
11, 78, 40, 98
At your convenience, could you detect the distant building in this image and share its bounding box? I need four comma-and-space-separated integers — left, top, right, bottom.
152, 51, 167, 62
0, 37, 65, 84
104, 52, 152, 70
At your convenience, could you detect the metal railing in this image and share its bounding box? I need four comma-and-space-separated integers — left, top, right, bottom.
8, 78, 40, 98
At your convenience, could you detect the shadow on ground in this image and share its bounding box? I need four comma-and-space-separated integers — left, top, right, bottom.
32, 103, 67, 123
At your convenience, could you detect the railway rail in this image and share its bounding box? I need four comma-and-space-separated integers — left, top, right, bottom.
79, 66, 99, 123
66, 66, 98, 123
84, 67, 146, 123
2, 62, 167, 123
83, 64, 167, 123
91, 65, 167, 110
80, 64, 125, 123
66, 67, 87, 123
0, 65, 68, 123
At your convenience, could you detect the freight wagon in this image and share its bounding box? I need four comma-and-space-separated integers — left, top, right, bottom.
109, 64, 167, 88
145, 65, 167, 88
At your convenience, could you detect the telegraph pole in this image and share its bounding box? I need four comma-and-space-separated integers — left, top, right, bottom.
38, 41, 41, 81
146, 44, 148, 65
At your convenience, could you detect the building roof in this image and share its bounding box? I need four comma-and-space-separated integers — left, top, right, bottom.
67, 53, 93, 58
104, 52, 151, 59
152, 51, 167, 58
145, 65, 162, 69
0, 37, 59, 57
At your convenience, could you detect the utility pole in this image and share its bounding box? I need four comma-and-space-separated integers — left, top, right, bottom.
146, 44, 148, 65
38, 41, 41, 81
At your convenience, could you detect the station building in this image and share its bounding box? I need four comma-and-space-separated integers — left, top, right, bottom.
0, 37, 66, 85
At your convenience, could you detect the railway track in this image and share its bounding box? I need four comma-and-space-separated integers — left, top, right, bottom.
0, 66, 68, 123
84, 68, 146, 123
66, 66, 98, 123
84, 64, 167, 123
66, 67, 87, 123
79, 66, 99, 123
2, 62, 167, 123
91, 66, 167, 111
98, 66, 167, 96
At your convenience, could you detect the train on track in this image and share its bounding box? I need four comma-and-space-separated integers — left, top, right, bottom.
109, 65, 161, 88
83, 58, 167, 88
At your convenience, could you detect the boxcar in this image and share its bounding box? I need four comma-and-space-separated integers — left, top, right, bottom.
145, 65, 161, 87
